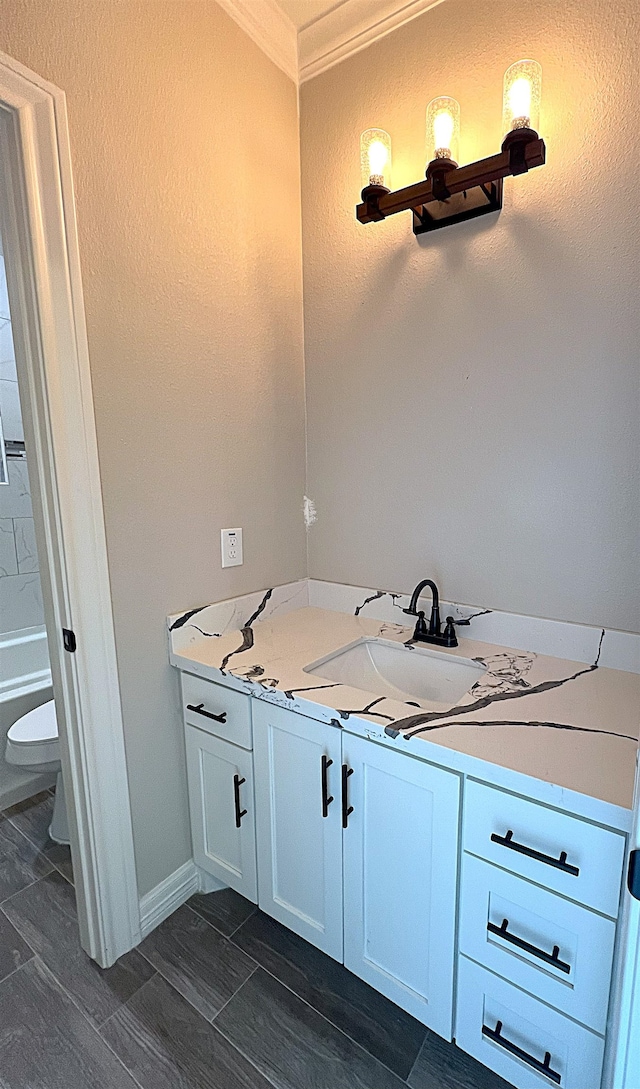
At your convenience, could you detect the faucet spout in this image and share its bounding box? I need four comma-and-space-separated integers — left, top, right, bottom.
403, 579, 457, 647
404, 579, 441, 635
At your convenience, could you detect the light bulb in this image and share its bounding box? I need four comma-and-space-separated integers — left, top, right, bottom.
508, 77, 532, 126
433, 110, 455, 156
368, 139, 388, 181
360, 128, 392, 189
426, 97, 460, 164
503, 60, 542, 133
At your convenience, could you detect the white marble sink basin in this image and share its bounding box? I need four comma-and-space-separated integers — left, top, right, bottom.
303, 637, 487, 710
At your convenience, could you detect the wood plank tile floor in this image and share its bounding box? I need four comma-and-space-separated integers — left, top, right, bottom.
0, 792, 511, 1089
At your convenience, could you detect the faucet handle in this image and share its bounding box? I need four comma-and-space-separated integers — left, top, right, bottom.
443, 616, 458, 647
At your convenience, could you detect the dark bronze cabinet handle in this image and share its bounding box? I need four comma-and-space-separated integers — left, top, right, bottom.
482, 1020, 561, 1084
491, 829, 579, 876
233, 774, 247, 828
321, 755, 334, 818
487, 917, 571, 974
342, 764, 354, 828
187, 702, 228, 724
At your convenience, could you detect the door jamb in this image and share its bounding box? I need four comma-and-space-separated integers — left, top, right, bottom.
0, 51, 140, 966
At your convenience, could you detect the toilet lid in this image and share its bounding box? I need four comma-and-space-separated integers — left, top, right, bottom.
8, 699, 58, 745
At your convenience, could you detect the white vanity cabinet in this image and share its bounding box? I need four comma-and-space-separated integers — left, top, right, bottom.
178, 669, 627, 1088
182, 673, 258, 901
252, 701, 461, 1038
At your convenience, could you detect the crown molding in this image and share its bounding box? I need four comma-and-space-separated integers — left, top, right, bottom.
215, 0, 449, 86
215, 0, 298, 83
298, 0, 448, 83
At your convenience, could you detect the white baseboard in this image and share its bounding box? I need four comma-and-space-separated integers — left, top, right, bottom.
139, 861, 228, 939
139, 860, 200, 938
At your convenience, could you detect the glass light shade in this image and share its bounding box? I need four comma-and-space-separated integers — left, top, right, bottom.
503, 59, 542, 133
360, 129, 392, 189
426, 97, 460, 163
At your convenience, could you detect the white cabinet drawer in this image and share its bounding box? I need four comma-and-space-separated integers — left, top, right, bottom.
181, 671, 252, 749
459, 854, 615, 1033
456, 956, 605, 1089
464, 780, 625, 917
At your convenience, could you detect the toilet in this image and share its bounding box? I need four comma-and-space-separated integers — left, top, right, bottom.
5, 699, 69, 845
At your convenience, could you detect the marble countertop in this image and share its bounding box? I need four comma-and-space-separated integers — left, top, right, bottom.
169, 595, 640, 813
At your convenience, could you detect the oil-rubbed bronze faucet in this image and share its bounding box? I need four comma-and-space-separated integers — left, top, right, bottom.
404, 579, 457, 647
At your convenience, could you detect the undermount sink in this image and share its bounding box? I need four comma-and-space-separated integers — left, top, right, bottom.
303, 637, 486, 710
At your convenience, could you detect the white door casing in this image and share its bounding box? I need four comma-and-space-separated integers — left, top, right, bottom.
0, 52, 139, 965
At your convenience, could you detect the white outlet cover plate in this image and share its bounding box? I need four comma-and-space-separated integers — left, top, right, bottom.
221, 527, 243, 567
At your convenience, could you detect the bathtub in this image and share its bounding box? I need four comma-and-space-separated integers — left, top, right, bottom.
0, 626, 54, 810
0, 625, 51, 703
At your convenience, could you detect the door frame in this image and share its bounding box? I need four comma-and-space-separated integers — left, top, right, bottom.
0, 51, 140, 965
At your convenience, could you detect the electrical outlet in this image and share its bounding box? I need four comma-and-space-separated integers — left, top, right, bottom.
221, 527, 243, 568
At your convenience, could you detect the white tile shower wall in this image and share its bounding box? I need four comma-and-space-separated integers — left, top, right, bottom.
0, 250, 45, 639
0, 573, 44, 633
0, 257, 21, 442
0, 320, 17, 382
14, 518, 38, 574
0, 257, 9, 317
0, 519, 18, 577
0, 461, 44, 634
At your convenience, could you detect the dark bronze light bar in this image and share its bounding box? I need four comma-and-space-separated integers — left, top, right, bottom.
356, 59, 546, 235
356, 135, 545, 234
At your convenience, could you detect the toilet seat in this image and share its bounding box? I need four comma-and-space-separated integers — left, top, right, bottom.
6, 699, 60, 766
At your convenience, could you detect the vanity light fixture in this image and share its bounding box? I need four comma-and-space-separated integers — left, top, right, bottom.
356, 60, 545, 235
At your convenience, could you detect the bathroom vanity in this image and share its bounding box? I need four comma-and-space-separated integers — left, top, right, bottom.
169, 588, 640, 1089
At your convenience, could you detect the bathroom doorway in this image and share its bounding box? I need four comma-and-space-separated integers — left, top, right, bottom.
0, 222, 72, 869
0, 52, 139, 966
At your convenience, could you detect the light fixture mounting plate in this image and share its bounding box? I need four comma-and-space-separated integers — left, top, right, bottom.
412, 178, 503, 234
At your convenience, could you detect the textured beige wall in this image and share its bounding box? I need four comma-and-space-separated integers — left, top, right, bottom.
0, 1, 306, 895
301, 0, 640, 632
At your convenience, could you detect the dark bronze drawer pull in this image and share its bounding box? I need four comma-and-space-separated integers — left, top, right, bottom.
187, 702, 228, 724
488, 917, 571, 974
482, 1020, 561, 1084
342, 764, 354, 828
233, 774, 247, 828
491, 829, 579, 876
321, 755, 334, 818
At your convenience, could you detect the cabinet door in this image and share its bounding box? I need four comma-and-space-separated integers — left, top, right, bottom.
253, 701, 343, 960
342, 734, 460, 1038
185, 726, 257, 901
